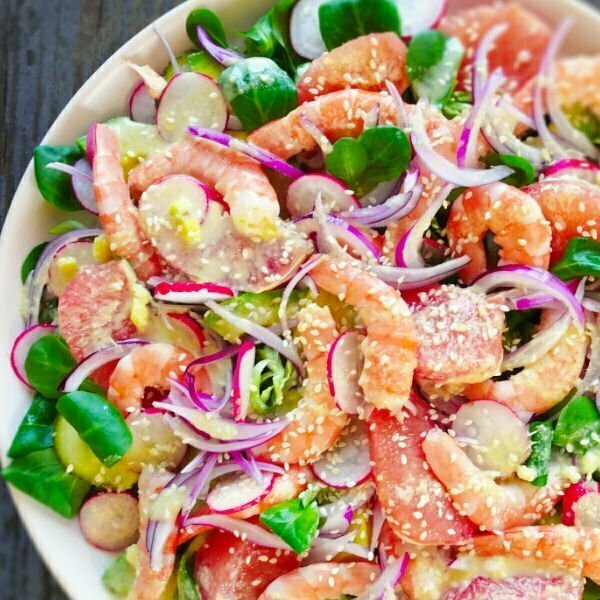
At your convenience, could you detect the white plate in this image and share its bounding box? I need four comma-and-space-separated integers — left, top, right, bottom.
1, 1, 600, 599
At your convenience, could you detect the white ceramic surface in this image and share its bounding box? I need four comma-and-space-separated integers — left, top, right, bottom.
1, 1, 600, 598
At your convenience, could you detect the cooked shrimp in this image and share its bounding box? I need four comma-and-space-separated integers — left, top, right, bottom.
297, 33, 409, 103
311, 256, 417, 413
129, 468, 178, 600
108, 343, 193, 414
127, 63, 167, 100
422, 429, 576, 532
247, 89, 398, 159
470, 525, 600, 584
463, 316, 588, 414
526, 178, 600, 263
254, 304, 348, 465
258, 562, 380, 600
446, 182, 552, 284
93, 124, 163, 281
127, 137, 281, 239
412, 286, 505, 391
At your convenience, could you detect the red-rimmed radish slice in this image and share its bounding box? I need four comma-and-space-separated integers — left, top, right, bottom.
562, 480, 600, 525
327, 331, 365, 415
544, 158, 600, 185
166, 312, 205, 349
48, 240, 99, 297
312, 418, 372, 489
129, 82, 157, 124
573, 491, 600, 528
232, 341, 256, 422
11, 324, 58, 387
142, 311, 206, 356
451, 400, 531, 477
79, 492, 140, 552
289, 0, 329, 60
154, 281, 234, 303
206, 471, 274, 514
396, 0, 448, 37
157, 72, 228, 142
286, 174, 359, 218
72, 159, 97, 214
86, 122, 97, 166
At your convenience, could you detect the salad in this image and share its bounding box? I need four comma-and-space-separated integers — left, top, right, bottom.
4, 0, 600, 598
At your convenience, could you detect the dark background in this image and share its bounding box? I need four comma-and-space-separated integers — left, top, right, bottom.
1, 0, 600, 598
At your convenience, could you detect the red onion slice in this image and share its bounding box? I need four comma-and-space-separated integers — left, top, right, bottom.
153, 281, 235, 303
319, 484, 375, 536
11, 324, 58, 388
188, 126, 304, 180
306, 532, 372, 564
25, 228, 103, 326
472, 23, 508, 103
195, 25, 243, 67
152, 23, 181, 76
300, 116, 334, 155
61, 340, 149, 393
411, 101, 513, 187
182, 514, 293, 550
231, 341, 256, 422
370, 500, 385, 551
327, 331, 366, 415
355, 554, 409, 600
206, 471, 274, 514
386, 80, 408, 128
472, 266, 584, 327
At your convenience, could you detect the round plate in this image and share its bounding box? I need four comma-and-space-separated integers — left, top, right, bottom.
1, 1, 600, 599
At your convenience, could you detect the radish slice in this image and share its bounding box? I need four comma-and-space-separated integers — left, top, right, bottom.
11, 324, 58, 388
232, 341, 256, 422
48, 240, 99, 297
544, 159, 600, 185
157, 72, 228, 142
129, 82, 157, 124
327, 331, 365, 415
72, 159, 97, 214
451, 400, 531, 477
395, 0, 448, 37
574, 491, 600, 528
286, 175, 360, 218
79, 492, 139, 552
166, 313, 206, 349
290, 0, 329, 59
312, 418, 372, 489
154, 281, 235, 304
86, 122, 97, 166
562, 480, 599, 525
206, 471, 274, 514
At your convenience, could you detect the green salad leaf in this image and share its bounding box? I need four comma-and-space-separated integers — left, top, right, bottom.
8, 395, 57, 459
406, 30, 464, 106
186, 7, 228, 48
319, 0, 401, 51
219, 57, 298, 132
554, 396, 600, 455
176, 545, 201, 600
102, 553, 136, 598
260, 496, 319, 553
326, 126, 411, 194
523, 421, 553, 487
24, 335, 105, 399
551, 237, 600, 280
33, 145, 83, 211
565, 103, 600, 145
250, 346, 300, 416
48, 219, 87, 236
21, 242, 48, 284
484, 153, 536, 188
2, 448, 90, 518
57, 391, 132, 466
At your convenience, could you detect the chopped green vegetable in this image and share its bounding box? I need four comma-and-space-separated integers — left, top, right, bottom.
204, 289, 308, 343
8, 395, 57, 459
24, 335, 104, 399
554, 396, 600, 455
186, 7, 228, 48
57, 392, 132, 466
21, 242, 48, 284
163, 51, 223, 82
39, 296, 59, 325
484, 153, 536, 188
406, 30, 464, 106
219, 58, 298, 132
243, 0, 303, 76
102, 552, 136, 598
326, 126, 411, 194
583, 580, 600, 600
2, 448, 90, 518
551, 237, 600, 280
176, 545, 201, 600
48, 219, 87, 236
260, 497, 319, 553
319, 0, 401, 51
442, 91, 472, 119
250, 346, 300, 416
33, 145, 84, 211
502, 309, 539, 353
523, 421, 553, 486
565, 103, 600, 145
